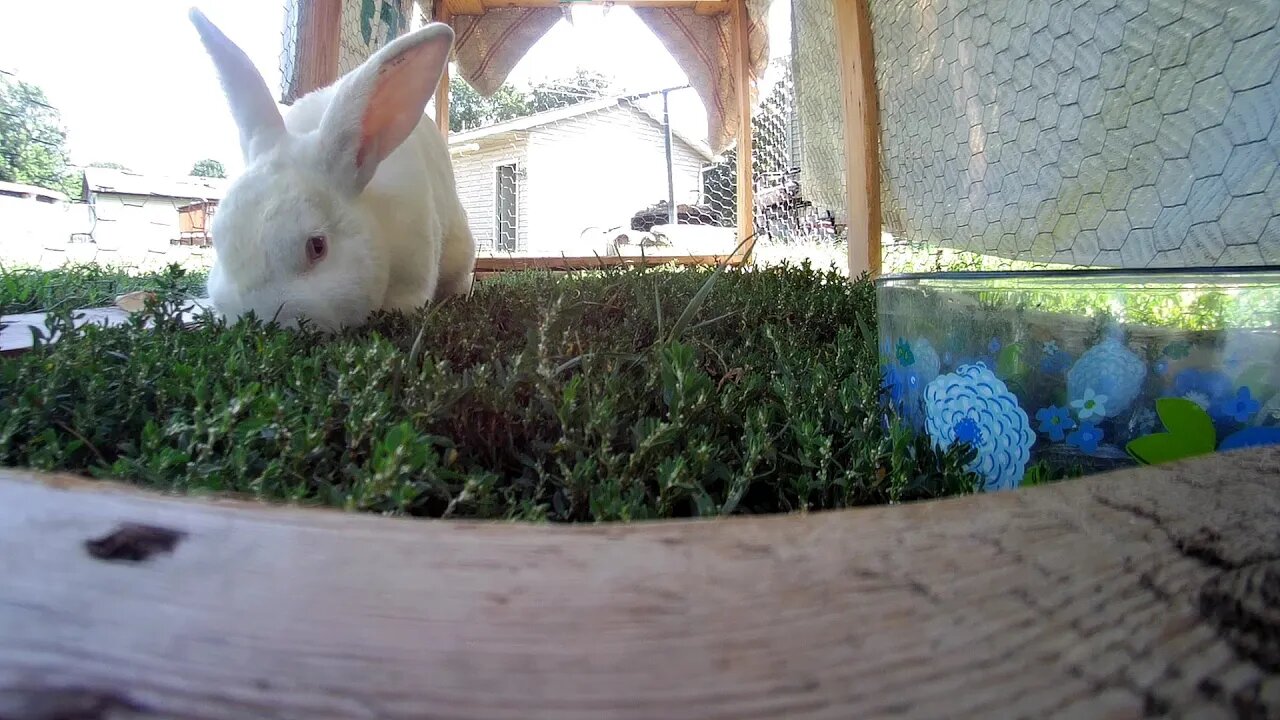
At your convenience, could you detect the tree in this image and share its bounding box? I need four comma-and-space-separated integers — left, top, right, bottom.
526, 69, 613, 114
0, 75, 79, 198
447, 69, 614, 133
190, 159, 227, 178
448, 77, 530, 133
88, 161, 130, 171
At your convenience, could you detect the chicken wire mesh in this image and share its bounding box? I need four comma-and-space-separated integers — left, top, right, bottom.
277, 0, 851, 265
871, 0, 1280, 270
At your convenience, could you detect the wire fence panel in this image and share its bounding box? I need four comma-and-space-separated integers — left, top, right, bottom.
871, 0, 1280, 269
791, 0, 850, 237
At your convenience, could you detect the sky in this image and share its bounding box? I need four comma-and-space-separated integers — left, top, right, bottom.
0, 0, 789, 179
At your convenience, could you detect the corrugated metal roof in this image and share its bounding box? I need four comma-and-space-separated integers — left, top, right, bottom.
83, 168, 229, 201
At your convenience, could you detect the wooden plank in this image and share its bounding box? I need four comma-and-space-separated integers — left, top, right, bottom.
474, 0, 729, 10
834, 0, 881, 278
434, 2, 452, 136
290, 0, 342, 100
442, 0, 486, 14
0, 299, 213, 356
0, 448, 1277, 718
732, 0, 756, 263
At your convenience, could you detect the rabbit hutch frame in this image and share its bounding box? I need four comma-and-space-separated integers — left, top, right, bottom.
1, 1, 1279, 714
280, 0, 883, 277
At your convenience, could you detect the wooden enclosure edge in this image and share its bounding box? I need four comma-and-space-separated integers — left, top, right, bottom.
0, 448, 1276, 718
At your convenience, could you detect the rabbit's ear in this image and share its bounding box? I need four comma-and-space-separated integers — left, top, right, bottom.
317, 23, 453, 195
190, 7, 285, 163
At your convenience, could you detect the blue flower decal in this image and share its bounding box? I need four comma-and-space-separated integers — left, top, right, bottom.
1169, 368, 1234, 421
1224, 387, 1261, 423
953, 418, 984, 446
1035, 405, 1077, 442
1219, 426, 1280, 451
1066, 422, 1104, 453
1066, 338, 1147, 418
1040, 349, 1073, 375
883, 365, 905, 406
924, 363, 1035, 492
1071, 388, 1109, 421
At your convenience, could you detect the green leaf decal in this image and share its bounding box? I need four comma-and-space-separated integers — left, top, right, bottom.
1125, 397, 1217, 465
996, 343, 1025, 378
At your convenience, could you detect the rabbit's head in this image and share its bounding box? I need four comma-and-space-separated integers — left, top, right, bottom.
189, 7, 452, 331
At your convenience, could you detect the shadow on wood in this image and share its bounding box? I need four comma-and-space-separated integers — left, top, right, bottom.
0, 449, 1277, 718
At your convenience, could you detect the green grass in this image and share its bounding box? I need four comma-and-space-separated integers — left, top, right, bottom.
0, 263, 210, 315
0, 262, 979, 522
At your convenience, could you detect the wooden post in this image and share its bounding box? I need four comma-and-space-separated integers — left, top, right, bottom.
731, 0, 755, 263
434, 1, 452, 137
289, 0, 342, 101
0, 448, 1278, 717
834, 0, 881, 277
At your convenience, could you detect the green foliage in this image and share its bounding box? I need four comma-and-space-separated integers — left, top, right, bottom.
1126, 397, 1217, 465
0, 75, 80, 199
189, 159, 227, 179
0, 262, 978, 522
0, 263, 208, 315
87, 161, 130, 171
525, 70, 613, 114
448, 70, 613, 133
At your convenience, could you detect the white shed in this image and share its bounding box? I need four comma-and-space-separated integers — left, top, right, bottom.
448, 96, 718, 257
81, 168, 228, 253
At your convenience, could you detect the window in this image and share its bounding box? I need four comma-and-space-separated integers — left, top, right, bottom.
494, 163, 519, 253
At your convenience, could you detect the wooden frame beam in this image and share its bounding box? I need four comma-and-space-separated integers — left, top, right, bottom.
434, 2, 452, 137
731, 0, 755, 263
285, 0, 342, 102
833, 0, 881, 277
441, 0, 729, 14
1, 447, 1277, 717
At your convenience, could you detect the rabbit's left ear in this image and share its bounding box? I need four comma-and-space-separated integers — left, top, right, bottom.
189, 7, 285, 162
318, 23, 454, 196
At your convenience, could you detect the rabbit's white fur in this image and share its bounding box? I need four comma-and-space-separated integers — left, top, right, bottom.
190, 7, 475, 332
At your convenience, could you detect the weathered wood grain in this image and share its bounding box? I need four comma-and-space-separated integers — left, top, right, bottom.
0, 448, 1277, 719
0, 298, 212, 355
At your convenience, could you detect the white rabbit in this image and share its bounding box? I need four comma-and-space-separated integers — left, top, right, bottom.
189, 7, 475, 332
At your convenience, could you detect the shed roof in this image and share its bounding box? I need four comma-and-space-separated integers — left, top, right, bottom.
83, 168, 229, 201
0, 180, 68, 202
449, 95, 718, 163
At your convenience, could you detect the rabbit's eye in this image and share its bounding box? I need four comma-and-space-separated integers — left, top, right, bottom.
306, 235, 327, 264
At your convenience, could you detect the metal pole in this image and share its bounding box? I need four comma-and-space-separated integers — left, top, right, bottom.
662, 89, 676, 226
